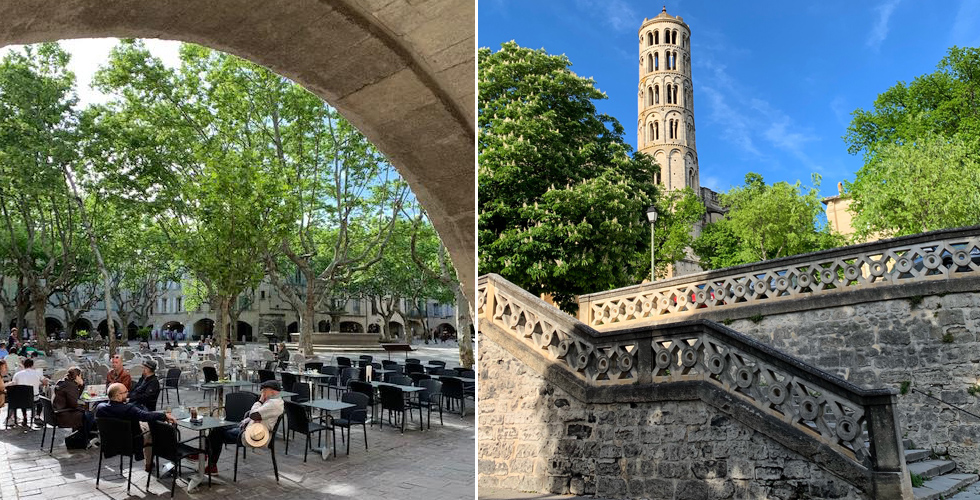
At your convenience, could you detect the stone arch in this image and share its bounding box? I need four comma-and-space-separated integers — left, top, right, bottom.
0, 1, 475, 303
72, 318, 93, 337
647, 31, 653, 46
44, 317, 63, 336
340, 321, 364, 333
286, 321, 299, 334
317, 320, 330, 332
97, 319, 121, 339
236, 320, 253, 342
127, 322, 139, 340
388, 321, 403, 337
193, 318, 214, 339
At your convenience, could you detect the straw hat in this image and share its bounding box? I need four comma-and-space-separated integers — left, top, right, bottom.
243, 422, 270, 447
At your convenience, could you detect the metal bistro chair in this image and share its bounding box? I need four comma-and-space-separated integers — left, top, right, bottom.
280, 372, 298, 395
96, 417, 136, 494
147, 420, 209, 497
316, 366, 339, 398
347, 380, 377, 425
234, 414, 283, 483
5, 385, 34, 428
38, 396, 75, 453
283, 401, 334, 462
378, 384, 419, 433
161, 368, 182, 406
200, 366, 219, 405
416, 379, 444, 429
333, 392, 369, 455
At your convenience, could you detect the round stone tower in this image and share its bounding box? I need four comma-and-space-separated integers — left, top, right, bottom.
637, 7, 698, 194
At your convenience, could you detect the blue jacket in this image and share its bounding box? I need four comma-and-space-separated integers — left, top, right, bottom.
95, 400, 166, 460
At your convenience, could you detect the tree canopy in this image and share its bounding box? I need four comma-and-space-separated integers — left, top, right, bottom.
844, 46, 980, 237
692, 173, 842, 269
479, 41, 701, 309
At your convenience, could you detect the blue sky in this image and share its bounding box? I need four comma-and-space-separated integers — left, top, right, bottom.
479, 0, 980, 199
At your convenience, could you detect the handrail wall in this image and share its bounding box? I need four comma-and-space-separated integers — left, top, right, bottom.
577, 225, 980, 329
479, 273, 914, 499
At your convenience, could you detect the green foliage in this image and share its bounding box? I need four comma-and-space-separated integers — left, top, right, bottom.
908, 295, 924, 309
968, 385, 980, 397
478, 42, 701, 309
910, 473, 925, 488
692, 173, 843, 269
942, 332, 955, 343
747, 314, 764, 324
845, 47, 980, 237
845, 132, 980, 237
900, 381, 911, 395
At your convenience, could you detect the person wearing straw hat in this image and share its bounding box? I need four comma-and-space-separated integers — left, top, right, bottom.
204, 379, 284, 475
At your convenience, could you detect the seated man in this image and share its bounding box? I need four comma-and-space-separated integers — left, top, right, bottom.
105, 354, 133, 390
205, 380, 284, 474
10, 357, 50, 426
53, 367, 96, 439
96, 382, 175, 469
0, 342, 8, 359
128, 360, 160, 411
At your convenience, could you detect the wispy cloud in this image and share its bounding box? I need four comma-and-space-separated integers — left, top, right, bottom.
830, 96, 850, 128
866, 0, 900, 50
951, 0, 980, 47
700, 85, 760, 156
573, 0, 639, 32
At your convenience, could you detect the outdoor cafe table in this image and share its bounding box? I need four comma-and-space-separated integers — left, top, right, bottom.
78, 395, 109, 409
174, 415, 236, 492
296, 398, 355, 460
201, 380, 253, 414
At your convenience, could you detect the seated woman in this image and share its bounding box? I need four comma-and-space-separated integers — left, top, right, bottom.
53, 367, 95, 438
0, 359, 8, 409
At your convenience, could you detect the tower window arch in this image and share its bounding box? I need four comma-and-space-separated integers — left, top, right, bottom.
654, 30, 659, 45
654, 84, 660, 104
673, 84, 678, 104
647, 87, 654, 106
665, 85, 671, 104
654, 121, 660, 140
674, 51, 680, 71
654, 52, 659, 71
647, 53, 654, 72
647, 32, 653, 46
668, 119, 674, 139
672, 30, 678, 45
673, 120, 680, 139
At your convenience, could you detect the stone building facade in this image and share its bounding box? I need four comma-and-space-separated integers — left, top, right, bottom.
4, 276, 458, 342
637, 8, 724, 278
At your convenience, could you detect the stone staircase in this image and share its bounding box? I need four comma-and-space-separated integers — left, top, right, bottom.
906, 439, 979, 500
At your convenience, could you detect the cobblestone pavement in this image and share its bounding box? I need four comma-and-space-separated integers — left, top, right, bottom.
0, 343, 475, 500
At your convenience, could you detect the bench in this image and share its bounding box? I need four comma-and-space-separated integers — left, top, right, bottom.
380, 343, 414, 360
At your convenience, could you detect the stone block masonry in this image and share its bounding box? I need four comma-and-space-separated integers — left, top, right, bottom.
725, 291, 980, 473
479, 334, 867, 500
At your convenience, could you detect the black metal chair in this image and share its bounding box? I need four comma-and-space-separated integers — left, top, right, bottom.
280, 372, 298, 393
290, 382, 311, 403
427, 360, 446, 368
336, 356, 352, 367
404, 363, 425, 374
357, 355, 373, 366
316, 366, 339, 398
347, 380, 377, 424
304, 362, 323, 372
441, 377, 471, 417
416, 379, 444, 429
5, 385, 34, 428
390, 375, 413, 387
147, 420, 209, 497
257, 369, 276, 383
234, 414, 283, 483
225, 391, 260, 423
408, 373, 431, 385
95, 417, 135, 494
405, 358, 421, 365
283, 401, 333, 462
328, 367, 359, 399
38, 396, 77, 453
379, 385, 420, 433
201, 366, 219, 405
334, 392, 369, 455
161, 368, 182, 406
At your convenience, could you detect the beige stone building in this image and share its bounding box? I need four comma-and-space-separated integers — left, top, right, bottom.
637, 8, 724, 277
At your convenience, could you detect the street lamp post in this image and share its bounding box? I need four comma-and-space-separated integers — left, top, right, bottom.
646, 206, 658, 281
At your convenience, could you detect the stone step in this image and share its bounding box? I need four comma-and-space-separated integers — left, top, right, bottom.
905, 449, 932, 463
908, 460, 957, 480
914, 473, 979, 500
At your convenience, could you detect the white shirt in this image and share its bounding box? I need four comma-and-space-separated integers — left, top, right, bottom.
241, 397, 284, 434
11, 368, 47, 396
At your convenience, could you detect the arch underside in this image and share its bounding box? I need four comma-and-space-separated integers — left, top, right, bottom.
0, 0, 475, 302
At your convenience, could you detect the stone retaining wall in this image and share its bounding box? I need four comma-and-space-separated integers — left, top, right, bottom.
478, 333, 867, 500
723, 291, 980, 472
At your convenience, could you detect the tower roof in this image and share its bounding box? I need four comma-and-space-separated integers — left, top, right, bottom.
640, 7, 688, 29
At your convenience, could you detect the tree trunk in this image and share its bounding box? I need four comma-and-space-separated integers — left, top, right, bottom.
217, 295, 229, 380
455, 285, 474, 369
301, 297, 315, 357
31, 292, 48, 351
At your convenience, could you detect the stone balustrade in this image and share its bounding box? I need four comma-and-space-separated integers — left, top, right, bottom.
578, 225, 980, 330
479, 273, 914, 498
